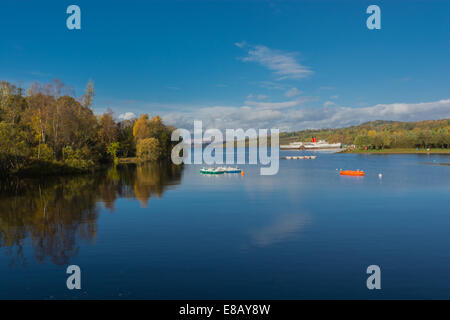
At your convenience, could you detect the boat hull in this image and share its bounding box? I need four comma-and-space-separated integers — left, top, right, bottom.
340, 170, 365, 176
200, 169, 225, 174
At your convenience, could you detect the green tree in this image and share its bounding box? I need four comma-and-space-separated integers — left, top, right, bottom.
107, 142, 120, 164
117, 121, 136, 157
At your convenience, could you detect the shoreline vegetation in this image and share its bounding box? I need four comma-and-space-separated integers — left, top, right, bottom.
0, 80, 178, 178
341, 148, 450, 154
280, 118, 450, 153
117, 157, 141, 164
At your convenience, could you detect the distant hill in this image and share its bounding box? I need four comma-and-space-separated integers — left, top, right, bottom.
280, 118, 450, 149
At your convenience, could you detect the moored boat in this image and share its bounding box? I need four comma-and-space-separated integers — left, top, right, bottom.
200, 168, 225, 174
340, 170, 365, 176
201, 167, 241, 174
304, 140, 341, 150
224, 167, 242, 173
282, 155, 317, 160
217, 166, 242, 173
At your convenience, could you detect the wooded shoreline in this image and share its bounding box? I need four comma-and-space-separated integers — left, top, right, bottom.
0, 80, 177, 178
341, 148, 450, 154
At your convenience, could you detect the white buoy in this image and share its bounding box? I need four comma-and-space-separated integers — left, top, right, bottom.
378, 173, 383, 178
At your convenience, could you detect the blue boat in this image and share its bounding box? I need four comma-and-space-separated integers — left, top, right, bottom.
218, 167, 242, 173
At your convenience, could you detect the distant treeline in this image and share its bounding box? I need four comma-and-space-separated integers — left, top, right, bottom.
0, 80, 177, 177
281, 119, 450, 149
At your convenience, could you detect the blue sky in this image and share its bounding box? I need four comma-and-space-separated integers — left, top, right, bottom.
1, 0, 450, 130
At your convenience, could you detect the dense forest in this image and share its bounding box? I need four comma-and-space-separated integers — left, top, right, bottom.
280, 119, 450, 149
0, 80, 176, 177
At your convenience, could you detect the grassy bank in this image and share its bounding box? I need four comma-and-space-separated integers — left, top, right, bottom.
342, 148, 450, 154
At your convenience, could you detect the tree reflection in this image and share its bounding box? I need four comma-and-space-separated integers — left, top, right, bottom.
0, 162, 183, 266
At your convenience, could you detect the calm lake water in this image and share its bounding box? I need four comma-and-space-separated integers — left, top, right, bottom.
0, 150, 449, 299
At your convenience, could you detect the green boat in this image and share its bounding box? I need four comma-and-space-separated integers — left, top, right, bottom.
200, 168, 225, 174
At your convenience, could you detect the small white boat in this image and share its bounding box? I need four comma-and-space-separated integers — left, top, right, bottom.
225, 167, 242, 173
200, 168, 225, 174
283, 155, 317, 160
216, 167, 242, 173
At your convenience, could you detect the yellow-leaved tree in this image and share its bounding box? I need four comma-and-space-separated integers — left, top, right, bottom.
133, 115, 151, 140
136, 138, 162, 161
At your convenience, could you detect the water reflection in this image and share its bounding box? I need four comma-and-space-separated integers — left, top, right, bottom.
249, 213, 310, 247
0, 162, 183, 266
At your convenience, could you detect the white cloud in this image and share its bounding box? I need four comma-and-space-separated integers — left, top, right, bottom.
239, 45, 312, 80
323, 101, 336, 107
245, 93, 269, 100
162, 99, 450, 132
100, 96, 450, 132
118, 112, 137, 121
285, 87, 301, 97
234, 41, 247, 48
244, 98, 307, 110
163, 105, 283, 131
249, 213, 309, 247
289, 99, 450, 130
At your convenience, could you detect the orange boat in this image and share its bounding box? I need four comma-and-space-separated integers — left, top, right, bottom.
340, 170, 365, 176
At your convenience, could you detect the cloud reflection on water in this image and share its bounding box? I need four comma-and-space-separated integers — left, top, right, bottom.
249, 213, 310, 247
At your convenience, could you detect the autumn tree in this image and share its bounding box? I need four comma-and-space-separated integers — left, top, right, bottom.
98, 110, 118, 147
136, 137, 162, 161
81, 80, 95, 108
133, 114, 151, 140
